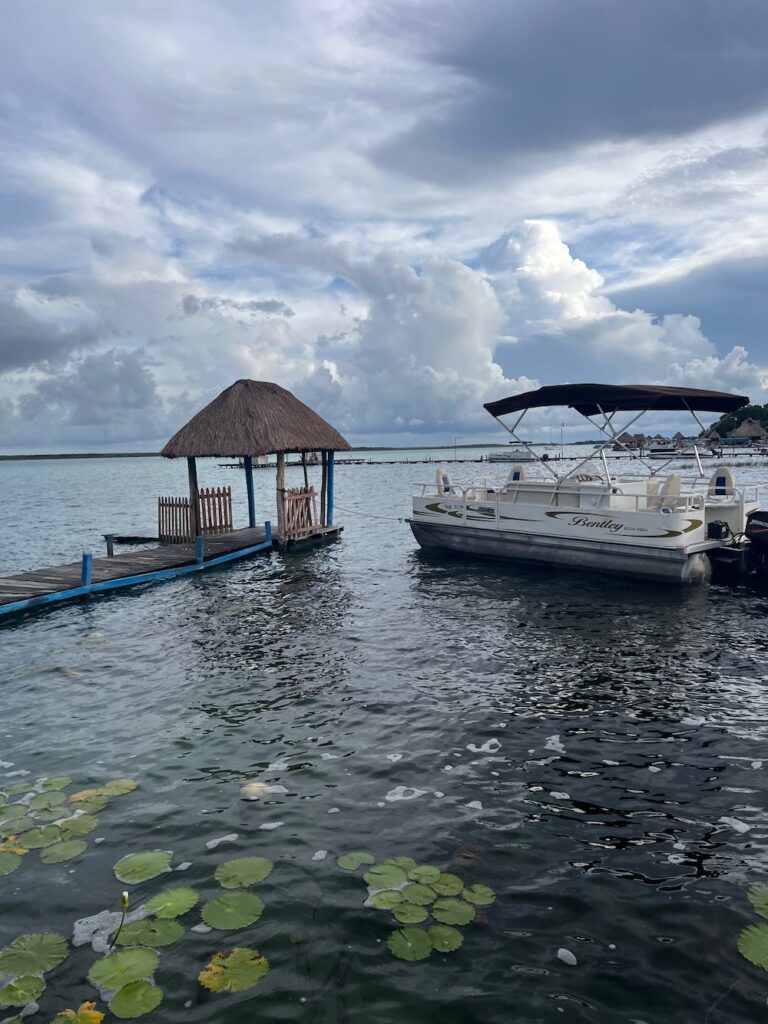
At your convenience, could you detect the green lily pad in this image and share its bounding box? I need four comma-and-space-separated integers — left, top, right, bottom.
0, 932, 68, 974
202, 892, 264, 930
114, 850, 172, 884
431, 873, 464, 896
369, 890, 405, 910
34, 808, 69, 822
115, 919, 183, 948
393, 903, 429, 924
29, 791, 67, 811
5, 783, 32, 796
337, 851, 376, 871
383, 856, 417, 871
42, 777, 73, 791
387, 927, 432, 961
73, 796, 109, 814
1, 816, 34, 837
402, 883, 436, 906
408, 865, 441, 883
59, 814, 99, 838
0, 852, 21, 876
109, 980, 162, 1019
198, 947, 270, 992
0, 975, 44, 1007
102, 779, 137, 796
429, 924, 464, 952
40, 840, 88, 864
748, 884, 768, 920
214, 856, 273, 889
88, 947, 159, 990
15, 825, 61, 849
738, 923, 768, 970
363, 863, 408, 889
432, 898, 476, 926
144, 887, 199, 919
462, 884, 496, 906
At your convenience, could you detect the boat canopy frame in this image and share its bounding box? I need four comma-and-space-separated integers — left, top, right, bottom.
484, 384, 749, 485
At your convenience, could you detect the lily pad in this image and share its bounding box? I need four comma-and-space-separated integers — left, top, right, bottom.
109, 980, 162, 1019
393, 903, 429, 924
748, 884, 768, 920
402, 883, 436, 906
432, 898, 476, 926
387, 927, 432, 961
144, 887, 199, 919
369, 890, 405, 910
383, 856, 417, 871
101, 779, 137, 796
0, 840, 28, 856
115, 919, 183, 948
214, 856, 273, 889
429, 924, 464, 952
202, 892, 264, 930
408, 865, 441, 883
114, 850, 172, 885
0, 975, 44, 1006
69, 789, 103, 804
431, 873, 464, 896
1, 815, 34, 836
59, 814, 99, 838
88, 947, 159, 990
29, 791, 66, 811
51, 1001, 105, 1023
15, 825, 61, 849
42, 777, 73, 791
40, 840, 88, 864
0, 852, 21, 876
73, 796, 109, 814
363, 863, 408, 889
0, 932, 68, 974
198, 947, 270, 992
738, 923, 768, 970
34, 808, 69, 822
337, 851, 376, 871
5, 783, 32, 796
462, 884, 496, 906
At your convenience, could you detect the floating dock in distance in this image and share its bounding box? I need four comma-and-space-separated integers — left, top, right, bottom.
0, 525, 272, 619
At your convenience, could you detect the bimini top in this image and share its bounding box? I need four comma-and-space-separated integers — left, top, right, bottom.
484, 383, 749, 419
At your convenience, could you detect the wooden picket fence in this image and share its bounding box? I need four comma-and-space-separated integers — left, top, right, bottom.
158, 486, 233, 543
284, 486, 318, 539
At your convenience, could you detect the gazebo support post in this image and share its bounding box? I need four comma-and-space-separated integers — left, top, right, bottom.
320, 451, 328, 527
327, 451, 335, 526
276, 452, 286, 539
187, 457, 200, 540
301, 452, 309, 489
244, 455, 256, 528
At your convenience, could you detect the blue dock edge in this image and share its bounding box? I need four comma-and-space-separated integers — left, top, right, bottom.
0, 521, 272, 618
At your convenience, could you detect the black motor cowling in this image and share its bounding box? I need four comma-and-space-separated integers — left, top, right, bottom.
746, 510, 768, 552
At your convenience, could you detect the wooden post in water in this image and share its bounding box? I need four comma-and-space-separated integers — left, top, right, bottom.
187, 457, 200, 540
244, 455, 256, 528
320, 451, 328, 527
276, 452, 286, 539
301, 452, 309, 490
327, 451, 335, 526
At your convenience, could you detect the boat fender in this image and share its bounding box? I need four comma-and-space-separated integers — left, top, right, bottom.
436, 466, 452, 495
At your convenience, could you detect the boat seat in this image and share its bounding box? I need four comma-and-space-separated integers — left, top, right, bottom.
657, 473, 681, 512
507, 464, 526, 483
708, 465, 735, 498
645, 478, 660, 508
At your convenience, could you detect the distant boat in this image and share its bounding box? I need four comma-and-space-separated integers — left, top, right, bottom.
487, 448, 536, 463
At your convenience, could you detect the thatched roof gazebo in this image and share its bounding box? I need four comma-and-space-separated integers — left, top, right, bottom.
161, 379, 351, 549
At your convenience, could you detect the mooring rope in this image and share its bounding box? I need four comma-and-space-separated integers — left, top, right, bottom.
332, 503, 407, 523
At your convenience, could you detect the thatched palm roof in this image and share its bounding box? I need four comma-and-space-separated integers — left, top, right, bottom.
161, 379, 351, 458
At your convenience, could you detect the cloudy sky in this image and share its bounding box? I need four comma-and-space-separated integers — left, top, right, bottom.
1, 0, 767, 451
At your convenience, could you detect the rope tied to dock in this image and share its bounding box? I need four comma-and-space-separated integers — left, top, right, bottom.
332, 503, 407, 523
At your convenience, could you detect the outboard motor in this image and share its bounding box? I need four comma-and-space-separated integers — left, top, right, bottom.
746, 510, 768, 553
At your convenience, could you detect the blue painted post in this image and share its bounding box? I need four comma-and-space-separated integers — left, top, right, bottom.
244, 455, 256, 528
265, 520, 272, 545
195, 536, 205, 564
327, 451, 335, 526
81, 553, 93, 586
104, 535, 114, 558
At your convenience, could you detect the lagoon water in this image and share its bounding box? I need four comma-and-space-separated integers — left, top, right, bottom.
3, 449, 768, 1023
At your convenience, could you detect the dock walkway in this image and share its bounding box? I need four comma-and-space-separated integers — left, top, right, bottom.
0, 526, 271, 617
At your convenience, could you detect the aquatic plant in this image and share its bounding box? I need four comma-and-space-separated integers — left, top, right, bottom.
50, 1001, 105, 1023
109, 891, 130, 951
113, 850, 172, 885
40, 840, 88, 864
198, 948, 270, 993
87, 947, 159, 990
114, 919, 184, 948
109, 980, 163, 1019
337, 851, 375, 871
143, 887, 199, 919
0, 932, 69, 975
0, 974, 45, 1007
201, 892, 264, 930
214, 856, 273, 889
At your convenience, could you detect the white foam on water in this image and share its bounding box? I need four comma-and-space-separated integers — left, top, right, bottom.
557, 948, 577, 966
268, 761, 289, 771
720, 816, 752, 833
752, 761, 763, 769
433, 791, 445, 798
467, 739, 501, 754
176, 861, 192, 871
550, 792, 570, 800
328, 807, 340, 814
259, 821, 284, 830
191, 923, 212, 933
602, 760, 620, 766
648, 765, 662, 773
385, 786, 427, 802
73, 907, 148, 953
466, 800, 483, 810
320, 753, 338, 760
386, 753, 403, 762
206, 833, 238, 850
545, 735, 566, 754
4, 770, 29, 777
0, 761, 12, 768
443, 765, 453, 772
312, 850, 328, 861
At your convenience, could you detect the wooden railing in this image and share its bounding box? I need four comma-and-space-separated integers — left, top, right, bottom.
284, 486, 318, 539
158, 486, 233, 543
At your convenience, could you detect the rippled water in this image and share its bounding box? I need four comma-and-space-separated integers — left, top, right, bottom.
3, 451, 768, 1023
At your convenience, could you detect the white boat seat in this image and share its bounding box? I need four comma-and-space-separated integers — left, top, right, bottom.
708, 465, 735, 498
645, 478, 660, 508
435, 466, 452, 496
507, 464, 526, 483
657, 473, 681, 512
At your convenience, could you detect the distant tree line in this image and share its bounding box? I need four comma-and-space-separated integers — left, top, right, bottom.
704, 403, 768, 437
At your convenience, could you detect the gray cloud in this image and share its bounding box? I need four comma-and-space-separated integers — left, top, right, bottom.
0, 297, 99, 371
373, 0, 768, 183
181, 295, 295, 318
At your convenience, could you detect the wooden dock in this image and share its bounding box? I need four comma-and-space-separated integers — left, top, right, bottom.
0, 525, 272, 618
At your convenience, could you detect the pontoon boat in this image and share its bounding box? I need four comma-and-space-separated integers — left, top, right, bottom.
408, 384, 760, 584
